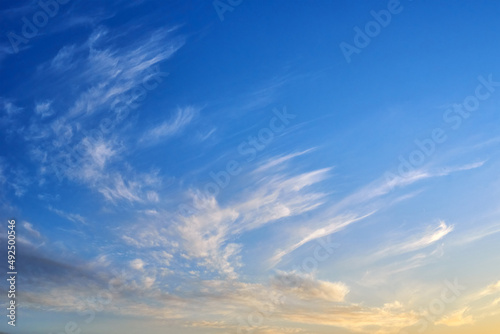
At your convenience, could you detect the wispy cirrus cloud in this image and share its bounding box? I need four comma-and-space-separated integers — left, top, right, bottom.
253, 148, 317, 174
334, 161, 487, 212
349, 221, 454, 286
98, 171, 161, 204
115, 149, 329, 279
16, 26, 183, 204
29, 25, 181, 116
270, 160, 485, 268
48, 206, 87, 225
140, 106, 197, 144
369, 220, 454, 261
269, 212, 374, 267
177, 167, 330, 277
359, 248, 444, 287
452, 222, 500, 246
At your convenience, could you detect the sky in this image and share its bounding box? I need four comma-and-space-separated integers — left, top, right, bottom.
1, 0, 500, 333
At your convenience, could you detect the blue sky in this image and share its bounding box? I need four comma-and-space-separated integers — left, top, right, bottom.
1, 1, 500, 333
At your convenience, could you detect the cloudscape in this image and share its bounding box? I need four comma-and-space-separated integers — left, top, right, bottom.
1, 1, 500, 334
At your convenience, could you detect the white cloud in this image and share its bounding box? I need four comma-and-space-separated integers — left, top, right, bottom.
140, 106, 197, 143
475, 280, 500, 299
146, 191, 159, 202
35, 100, 55, 118
85, 138, 116, 169
335, 161, 486, 212
272, 271, 349, 302
176, 195, 240, 278
270, 161, 483, 268
359, 252, 435, 286
175, 164, 330, 278
254, 148, 316, 174
371, 220, 454, 260
48, 206, 86, 224
196, 127, 217, 142
231, 167, 331, 234
143, 276, 156, 289
0, 98, 22, 129
49, 45, 77, 71
121, 221, 174, 249
59, 27, 183, 118
269, 212, 374, 267
22, 26, 182, 204
9, 168, 32, 197
436, 307, 475, 327
130, 259, 145, 271
23, 222, 41, 239
99, 174, 142, 203
98, 170, 161, 204
0, 97, 22, 116
452, 222, 500, 246
151, 251, 173, 266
